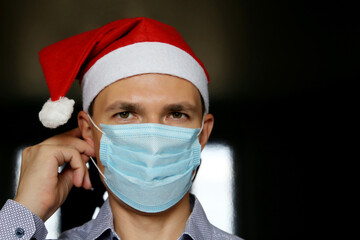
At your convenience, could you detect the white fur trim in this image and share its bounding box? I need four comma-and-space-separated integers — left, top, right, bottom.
81, 42, 209, 113
39, 97, 75, 128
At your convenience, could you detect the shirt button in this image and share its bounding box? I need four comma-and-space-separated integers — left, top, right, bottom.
15, 227, 25, 238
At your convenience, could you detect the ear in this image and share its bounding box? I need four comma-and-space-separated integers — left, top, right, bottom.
199, 113, 214, 151
77, 111, 95, 148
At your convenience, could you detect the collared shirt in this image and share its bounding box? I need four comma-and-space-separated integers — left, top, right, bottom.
0, 195, 242, 240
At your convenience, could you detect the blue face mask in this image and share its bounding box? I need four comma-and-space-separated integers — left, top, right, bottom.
89, 117, 202, 213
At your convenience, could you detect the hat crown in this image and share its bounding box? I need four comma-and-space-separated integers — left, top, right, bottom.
39, 17, 208, 102
38, 17, 209, 128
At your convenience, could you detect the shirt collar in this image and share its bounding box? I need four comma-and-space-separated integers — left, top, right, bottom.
180, 194, 213, 240
86, 199, 119, 240
86, 194, 212, 240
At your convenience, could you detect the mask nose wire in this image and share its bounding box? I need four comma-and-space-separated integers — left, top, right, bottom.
87, 114, 107, 180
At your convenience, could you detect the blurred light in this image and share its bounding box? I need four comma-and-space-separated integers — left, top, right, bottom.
92, 192, 108, 219
92, 207, 100, 220
191, 143, 235, 234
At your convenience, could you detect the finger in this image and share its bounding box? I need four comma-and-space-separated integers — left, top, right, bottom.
81, 153, 89, 163
57, 150, 92, 192
60, 137, 95, 158
82, 166, 92, 190
44, 132, 95, 158
58, 165, 75, 194
79, 154, 92, 189
73, 139, 95, 158
40, 127, 93, 152
55, 147, 86, 188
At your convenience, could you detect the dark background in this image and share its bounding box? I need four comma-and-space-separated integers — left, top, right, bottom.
0, 0, 354, 239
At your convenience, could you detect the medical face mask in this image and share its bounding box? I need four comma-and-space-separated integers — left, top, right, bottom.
88, 117, 202, 213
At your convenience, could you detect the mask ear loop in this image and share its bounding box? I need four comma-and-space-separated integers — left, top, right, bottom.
87, 114, 107, 180
88, 114, 105, 135
191, 158, 201, 182
89, 156, 106, 180
197, 114, 205, 137
193, 113, 206, 181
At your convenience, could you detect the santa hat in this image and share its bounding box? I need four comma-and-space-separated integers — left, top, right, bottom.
38, 17, 209, 128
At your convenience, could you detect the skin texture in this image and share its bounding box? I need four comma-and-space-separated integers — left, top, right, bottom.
15, 73, 214, 240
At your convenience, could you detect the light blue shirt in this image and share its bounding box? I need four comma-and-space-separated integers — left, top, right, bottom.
0, 194, 242, 240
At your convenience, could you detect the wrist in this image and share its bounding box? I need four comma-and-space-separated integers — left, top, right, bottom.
14, 195, 47, 221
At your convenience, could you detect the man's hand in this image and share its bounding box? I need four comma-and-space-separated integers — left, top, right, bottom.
14, 128, 95, 221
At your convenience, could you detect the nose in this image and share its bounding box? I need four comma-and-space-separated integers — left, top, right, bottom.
143, 112, 163, 124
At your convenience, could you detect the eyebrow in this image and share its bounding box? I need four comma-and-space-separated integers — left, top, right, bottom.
104, 101, 198, 113
163, 102, 198, 113
105, 101, 144, 113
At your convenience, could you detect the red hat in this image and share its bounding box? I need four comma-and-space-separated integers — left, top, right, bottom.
38, 17, 209, 128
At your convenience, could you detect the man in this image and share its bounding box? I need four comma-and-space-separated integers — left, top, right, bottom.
0, 17, 242, 240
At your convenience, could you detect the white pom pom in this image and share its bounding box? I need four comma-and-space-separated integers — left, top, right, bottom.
39, 97, 75, 128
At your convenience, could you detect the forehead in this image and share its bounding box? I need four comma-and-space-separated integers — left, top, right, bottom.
94, 73, 203, 109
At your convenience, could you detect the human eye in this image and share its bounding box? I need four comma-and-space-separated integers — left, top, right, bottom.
170, 112, 188, 119
115, 111, 133, 119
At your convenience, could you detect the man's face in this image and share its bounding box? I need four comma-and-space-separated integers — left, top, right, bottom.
79, 73, 213, 173
78, 73, 214, 211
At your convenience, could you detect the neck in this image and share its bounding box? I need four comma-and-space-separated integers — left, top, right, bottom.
109, 193, 191, 240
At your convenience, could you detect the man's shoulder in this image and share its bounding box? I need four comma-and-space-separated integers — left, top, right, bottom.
188, 195, 243, 240
210, 225, 243, 240
57, 219, 94, 239
58, 200, 114, 239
